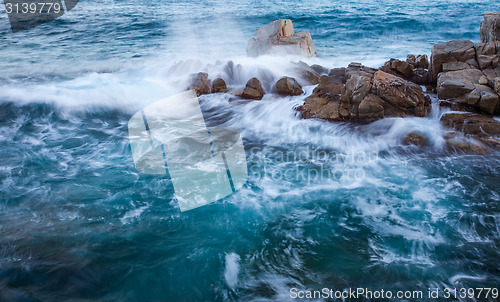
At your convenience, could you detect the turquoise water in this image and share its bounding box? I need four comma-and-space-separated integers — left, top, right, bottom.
0, 1, 499, 301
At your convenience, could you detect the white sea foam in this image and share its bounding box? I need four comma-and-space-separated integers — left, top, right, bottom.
224, 252, 241, 289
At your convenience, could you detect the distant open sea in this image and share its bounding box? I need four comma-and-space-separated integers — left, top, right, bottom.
0, 0, 499, 301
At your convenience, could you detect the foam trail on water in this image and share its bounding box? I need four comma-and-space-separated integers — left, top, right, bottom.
224, 252, 241, 289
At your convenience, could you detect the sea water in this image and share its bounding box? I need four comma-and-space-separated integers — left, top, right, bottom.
0, 0, 499, 301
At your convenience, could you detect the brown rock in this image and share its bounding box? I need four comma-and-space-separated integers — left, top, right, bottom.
475, 84, 500, 115
358, 94, 384, 123
188, 72, 211, 96
415, 55, 429, 69
211, 78, 227, 93
272, 77, 303, 96
442, 62, 472, 72
371, 71, 426, 117
241, 77, 265, 100
495, 77, 500, 93
445, 135, 491, 155
346, 70, 373, 107
441, 112, 500, 148
437, 69, 483, 100
329, 67, 347, 83
311, 64, 329, 75
480, 12, 500, 43
246, 19, 316, 57
410, 68, 431, 85
381, 58, 413, 78
407, 55, 416, 66
430, 40, 476, 82
297, 76, 348, 121
437, 69, 500, 114
293, 61, 320, 85
402, 132, 429, 147
474, 42, 500, 70
479, 75, 489, 85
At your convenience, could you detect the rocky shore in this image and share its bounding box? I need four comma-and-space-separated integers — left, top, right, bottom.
187, 13, 500, 154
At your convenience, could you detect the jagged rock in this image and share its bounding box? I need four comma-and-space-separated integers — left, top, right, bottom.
407, 55, 416, 66
495, 77, 500, 93
415, 55, 429, 69
481, 67, 500, 87
211, 78, 227, 93
346, 70, 373, 108
441, 112, 500, 148
329, 67, 347, 84
442, 61, 472, 72
371, 70, 427, 117
246, 19, 316, 57
480, 12, 500, 43
310, 64, 329, 75
437, 69, 483, 100
437, 69, 499, 114
358, 94, 384, 123
474, 42, 500, 70
381, 58, 413, 78
445, 135, 491, 155
410, 68, 431, 85
293, 61, 320, 85
430, 40, 477, 81
475, 84, 500, 114
272, 77, 303, 96
402, 132, 429, 147
297, 76, 349, 121
240, 77, 265, 100
298, 66, 429, 124
188, 72, 211, 96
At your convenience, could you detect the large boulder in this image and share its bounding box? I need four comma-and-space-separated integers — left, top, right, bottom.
246, 19, 316, 57
437, 69, 500, 114
188, 72, 211, 96
480, 12, 500, 43
430, 40, 477, 82
298, 65, 429, 124
371, 70, 427, 117
272, 77, 303, 96
240, 77, 265, 100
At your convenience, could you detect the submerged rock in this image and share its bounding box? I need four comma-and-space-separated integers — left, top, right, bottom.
188, 72, 211, 96
293, 61, 320, 85
240, 77, 265, 100
402, 132, 429, 147
441, 112, 500, 148
272, 77, 303, 96
246, 19, 316, 57
445, 135, 491, 155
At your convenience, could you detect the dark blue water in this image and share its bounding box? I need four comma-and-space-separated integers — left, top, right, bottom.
0, 1, 499, 301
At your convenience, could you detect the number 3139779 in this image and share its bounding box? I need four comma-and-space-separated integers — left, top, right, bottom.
5, 2, 62, 14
